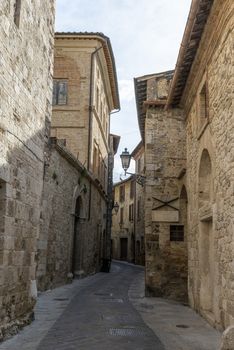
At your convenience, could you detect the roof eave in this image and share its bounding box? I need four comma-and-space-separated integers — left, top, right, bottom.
55, 32, 120, 111
166, 0, 214, 108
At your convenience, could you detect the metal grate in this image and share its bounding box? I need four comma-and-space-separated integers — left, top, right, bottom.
109, 327, 146, 337
170, 225, 184, 241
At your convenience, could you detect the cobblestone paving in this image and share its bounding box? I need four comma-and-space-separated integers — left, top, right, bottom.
0, 262, 164, 350
37, 263, 164, 350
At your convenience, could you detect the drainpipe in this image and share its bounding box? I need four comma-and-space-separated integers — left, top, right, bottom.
87, 46, 102, 220
133, 177, 137, 264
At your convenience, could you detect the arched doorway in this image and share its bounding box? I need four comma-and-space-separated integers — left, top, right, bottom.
178, 185, 188, 301
198, 149, 214, 317
72, 196, 82, 276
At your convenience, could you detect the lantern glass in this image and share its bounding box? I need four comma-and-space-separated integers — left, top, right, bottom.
120, 148, 131, 172
113, 202, 119, 214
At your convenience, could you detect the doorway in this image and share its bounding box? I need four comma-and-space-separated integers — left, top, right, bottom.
120, 238, 128, 260
72, 196, 82, 276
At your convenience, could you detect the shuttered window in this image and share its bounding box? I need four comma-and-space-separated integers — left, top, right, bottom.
129, 204, 134, 222
53, 81, 68, 105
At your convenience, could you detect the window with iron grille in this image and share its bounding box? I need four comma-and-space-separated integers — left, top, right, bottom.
53, 81, 68, 105
170, 225, 184, 242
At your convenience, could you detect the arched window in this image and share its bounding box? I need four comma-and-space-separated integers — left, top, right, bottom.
198, 149, 212, 207
75, 196, 82, 219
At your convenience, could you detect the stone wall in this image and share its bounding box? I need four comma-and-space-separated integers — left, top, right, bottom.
182, 0, 234, 329
112, 178, 135, 262
132, 144, 145, 265
144, 104, 187, 301
0, 0, 55, 339
37, 140, 107, 291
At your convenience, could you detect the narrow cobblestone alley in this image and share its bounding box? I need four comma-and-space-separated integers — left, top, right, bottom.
36, 263, 163, 350
0, 262, 221, 350
0, 263, 163, 350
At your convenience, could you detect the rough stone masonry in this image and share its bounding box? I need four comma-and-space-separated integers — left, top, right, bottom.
0, 0, 55, 340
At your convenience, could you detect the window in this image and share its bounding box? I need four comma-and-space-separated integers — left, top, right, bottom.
130, 180, 134, 199
199, 83, 208, 120
120, 208, 124, 225
170, 225, 184, 242
129, 204, 134, 222
53, 81, 68, 105
119, 185, 125, 202
14, 0, 21, 27
198, 82, 209, 135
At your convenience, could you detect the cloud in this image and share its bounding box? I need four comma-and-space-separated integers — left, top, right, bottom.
55, 0, 192, 179
118, 80, 135, 102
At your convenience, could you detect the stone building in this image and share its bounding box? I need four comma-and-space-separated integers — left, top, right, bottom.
0, 0, 55, 339
135, 71, 188, 302
135, 0, 234, 329
112, 176, 136, 262
36, 32, 120, 290
131, 142, 145, 265
112, 142, 145, 265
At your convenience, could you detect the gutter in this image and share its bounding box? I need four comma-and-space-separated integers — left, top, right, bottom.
166, 0, 201, 108
87, 46, 102, 220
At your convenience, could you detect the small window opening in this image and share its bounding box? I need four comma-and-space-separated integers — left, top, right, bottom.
53, 80, 68, 105
170, 225, 184, 242
199, 83, 208, 120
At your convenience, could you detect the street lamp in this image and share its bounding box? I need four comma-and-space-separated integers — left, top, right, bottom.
120, 148, 145, 186
120, 148, 131, 174
112, 201, 119, 215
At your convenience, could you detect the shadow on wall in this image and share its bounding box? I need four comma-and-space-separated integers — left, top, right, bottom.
0, 125, 47, 338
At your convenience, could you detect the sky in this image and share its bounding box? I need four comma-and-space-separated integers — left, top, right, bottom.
55, 0, 192, 182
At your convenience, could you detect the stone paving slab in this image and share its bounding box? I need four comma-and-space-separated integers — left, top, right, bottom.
0, 261, 222, 350
0, 273, 104, 350
128, 267, 222, 350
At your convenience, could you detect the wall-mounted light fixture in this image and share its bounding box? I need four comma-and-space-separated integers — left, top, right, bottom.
112, 201, 119, 215
120, 148, 145, 186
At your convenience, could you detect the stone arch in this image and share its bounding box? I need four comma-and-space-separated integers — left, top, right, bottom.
198, 149, 213, 207
198, 149, 215, 319
71, 185, 87, 278
71, 185, 86, 217
178, 184, 188, 301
